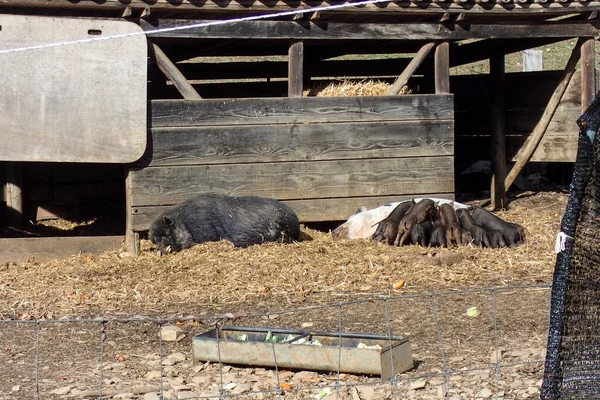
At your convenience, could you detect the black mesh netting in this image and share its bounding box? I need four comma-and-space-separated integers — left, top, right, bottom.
542, 91, 600, 399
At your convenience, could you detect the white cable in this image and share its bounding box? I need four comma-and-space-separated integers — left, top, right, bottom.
0, 0, 395, 55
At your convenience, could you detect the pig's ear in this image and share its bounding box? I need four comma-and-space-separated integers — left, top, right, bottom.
163, 216, 175, 228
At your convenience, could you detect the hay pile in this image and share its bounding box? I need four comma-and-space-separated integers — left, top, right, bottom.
0, 191, 565, 319
304, 79, 408, 97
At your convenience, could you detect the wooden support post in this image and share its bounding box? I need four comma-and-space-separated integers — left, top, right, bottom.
125, 169, 140, 255
435, 42, 450, 94
582, 37, 596, 112
387, 42, 435, 96
490, 55, 507, 210
5, 162, 24, 226
288, 40, 304, 98
150, 42, 202, 100
505, 37, 584, 191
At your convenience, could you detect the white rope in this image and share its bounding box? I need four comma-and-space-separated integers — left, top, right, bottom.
0, 0, 395, 55
555, 231, 574, 254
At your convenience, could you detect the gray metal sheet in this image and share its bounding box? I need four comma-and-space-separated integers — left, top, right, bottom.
0, 15, 147, 163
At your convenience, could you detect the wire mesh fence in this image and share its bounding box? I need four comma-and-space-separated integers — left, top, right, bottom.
0, 283, 551, 400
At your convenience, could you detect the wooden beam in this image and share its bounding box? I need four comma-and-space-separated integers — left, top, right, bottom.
150, 42, 202, 100
0, 236, 123, 263
435, 42, 450, 94
146, 20, 600, 41
6, 0, 600, 15
504, 37, 584, 191
288, 40, 304, 98
125, 169, 140, 255
490, 55, 507, 210
581, 37, 596, 111
5, 162, 23, 226
387, 42, 435, 96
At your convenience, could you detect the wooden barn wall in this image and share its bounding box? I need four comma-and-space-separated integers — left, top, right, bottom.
127, 95, 455, 231
2, 69, 583, 225
453, 69, 581, 166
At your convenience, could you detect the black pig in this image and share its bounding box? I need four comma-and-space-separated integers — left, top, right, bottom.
456, 208, 491, 248
149, 194, 300, 254
468, 207, 523, 247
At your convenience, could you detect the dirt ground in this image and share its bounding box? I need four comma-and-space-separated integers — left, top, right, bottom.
0, 190, 566, 399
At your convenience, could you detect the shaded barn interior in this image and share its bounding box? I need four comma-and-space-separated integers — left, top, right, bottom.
0, 0, 597, 257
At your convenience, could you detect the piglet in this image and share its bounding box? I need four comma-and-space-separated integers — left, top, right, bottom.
439, 203, 462, 247
394, 199, 435, 247
371, 201, 414, 245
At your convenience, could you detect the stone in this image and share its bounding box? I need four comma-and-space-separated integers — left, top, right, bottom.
357, 386, 376, 399
50, 386, 73, 395
160, 326, 184, 342
409, 379, 427, 390
191, 376, 210, 386
143, 392, 160, 400
476, 388, 493, 398
114, 394, 135, 400
11, 385, 20, 392
292, 371, 319, 383
170, 352, 187, 363
278, 370, 294, 380
145, 370, 162, 380
231, 383, 252, 394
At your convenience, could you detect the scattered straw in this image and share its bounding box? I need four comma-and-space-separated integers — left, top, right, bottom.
0, 191, 565, 319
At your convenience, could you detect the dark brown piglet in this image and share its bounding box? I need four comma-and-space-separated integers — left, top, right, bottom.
461, 229, 473, 246
439, 204, 462, 247
429, 221, 446, 248
456, 208, 491, 248
487, 230, 508, 248
468, 207, 522, 246
410, 220, 433, 247
371, 201, 414, 245
508, 222, 527, 244
394, 199, 435, 246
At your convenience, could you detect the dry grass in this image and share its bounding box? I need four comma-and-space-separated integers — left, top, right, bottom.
0, 191, 565, 320
304, 79, 406, 97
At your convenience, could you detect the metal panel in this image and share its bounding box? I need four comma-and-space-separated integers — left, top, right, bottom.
0, 15, 147, 163
192, 326, 414, 378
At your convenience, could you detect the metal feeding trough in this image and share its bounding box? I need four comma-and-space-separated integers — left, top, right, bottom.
192, 326, 414, 380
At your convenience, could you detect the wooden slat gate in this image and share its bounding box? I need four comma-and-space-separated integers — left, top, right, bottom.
125, 95, 455, 253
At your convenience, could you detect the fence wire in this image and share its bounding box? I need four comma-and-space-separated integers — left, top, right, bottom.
0, 283, 551, 400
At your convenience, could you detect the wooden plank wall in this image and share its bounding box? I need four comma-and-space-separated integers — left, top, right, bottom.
127, 95, 455, 232
455, 70, 581, 165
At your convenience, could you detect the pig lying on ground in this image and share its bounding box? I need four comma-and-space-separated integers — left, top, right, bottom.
332, 198, 469, 240
468, 207, 525, 247
149, 194, 300, 254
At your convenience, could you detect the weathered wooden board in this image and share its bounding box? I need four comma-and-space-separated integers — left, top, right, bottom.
137, 121, 454, 167
0, 236, 123, 263
0, 15, 147, 163
147, 20, 600, 40
129, 156, 455, 207
150, 95, 454, 127
130, 193, 455, 230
